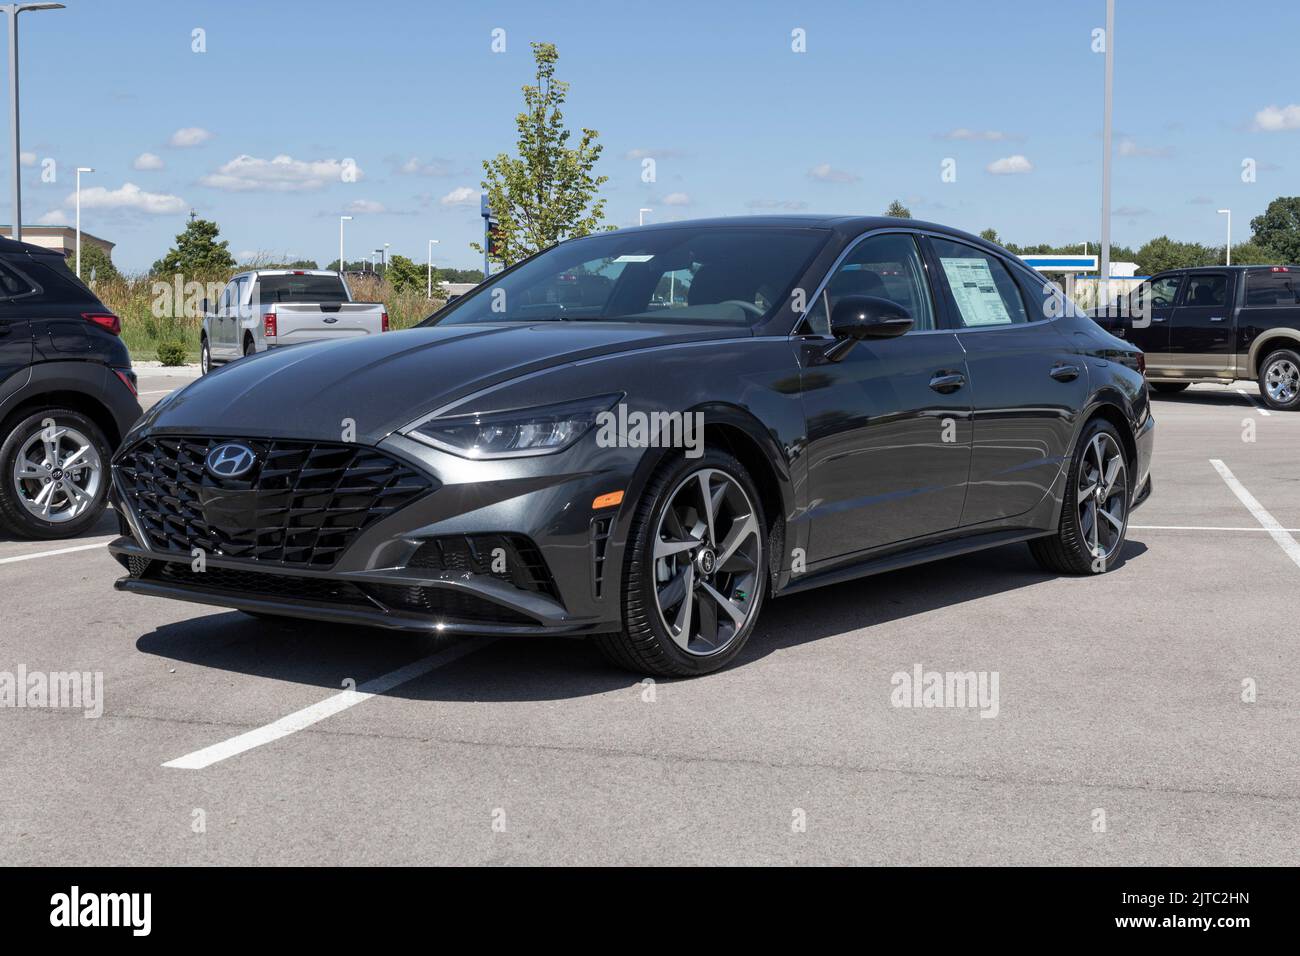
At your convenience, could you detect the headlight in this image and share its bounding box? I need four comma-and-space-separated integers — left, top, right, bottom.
405, 394, 622, 459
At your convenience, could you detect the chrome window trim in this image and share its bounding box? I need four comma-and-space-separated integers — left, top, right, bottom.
788, 226, 1056, 337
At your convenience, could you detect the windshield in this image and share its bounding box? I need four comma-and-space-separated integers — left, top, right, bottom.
427, 226, 829, 327
253, 274, 349, 304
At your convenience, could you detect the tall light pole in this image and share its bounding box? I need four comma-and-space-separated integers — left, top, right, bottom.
338, 214, 352, 275
638, 207, 652, 226
426, 238, 439, 298
1099, 0, 1115, 309
74, 165, 92, 278
1218, 209, 1232, 265
382, 241, 390, 275
4, 3, 64, 243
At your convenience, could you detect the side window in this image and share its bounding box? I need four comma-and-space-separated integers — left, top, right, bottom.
1245, 271, 1300, 307
804, 233, 935, 335
1141, 274, 1182, 310
930, 238, 1029, 327
218, 281, 236, 315
0, 261, 37, 299
1183, 274, 1227, 308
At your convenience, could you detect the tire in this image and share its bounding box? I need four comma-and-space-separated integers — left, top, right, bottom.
1029, 417, 1131, 575
1151, 382, 1189, 394
243, 337, 256, 358
0, 408, 113, 540
594, 449, 768, 677
199, 336, 212, 375
1257, 348, 1300, 411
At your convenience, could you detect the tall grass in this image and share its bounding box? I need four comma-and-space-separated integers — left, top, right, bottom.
94, 270, 450, 364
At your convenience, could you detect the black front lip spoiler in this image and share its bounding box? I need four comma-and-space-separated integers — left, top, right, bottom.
108, 537, 608, 637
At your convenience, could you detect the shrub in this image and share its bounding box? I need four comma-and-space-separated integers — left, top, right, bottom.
157, 340, 189, 366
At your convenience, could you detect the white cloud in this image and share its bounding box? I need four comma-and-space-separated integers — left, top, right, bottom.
440, 186, 478, 206
807, 163, 860, 184
622, 148, 686, 160
169, 126, 213, 148
344, 199, 386, 214
662, 192, 692, 206
941, 128, 1008, 141
199, 154, 363, 192
65, 182, 186, 215
398, 156, 454, 176
35, 209, 65, 225
133, 152, 164, 171
1117, 137, 1170, 158
986, 154, 1033, 175
1253, 104, 1300, 132
20, 151, 36, 167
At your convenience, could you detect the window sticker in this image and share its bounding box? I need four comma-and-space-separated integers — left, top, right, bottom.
940, 257, 1012, 326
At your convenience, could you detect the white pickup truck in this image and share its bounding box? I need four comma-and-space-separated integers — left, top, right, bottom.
199, 270, 387, 374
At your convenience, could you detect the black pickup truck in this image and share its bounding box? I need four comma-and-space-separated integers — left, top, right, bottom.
1096, 264, 1300, 410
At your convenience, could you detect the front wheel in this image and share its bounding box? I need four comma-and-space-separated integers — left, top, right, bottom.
1258, 348, 1300, 411
595, 450, 767, 677
0, 408, 112, 539
199, 337, 212, 375
1029, 418, 1130, 575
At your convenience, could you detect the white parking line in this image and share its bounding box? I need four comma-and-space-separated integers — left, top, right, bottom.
0, 539, 112, 564
137, 389, 177, 396
1236, 389, 1271, 416
162, 638, 495, 770
1210, 459, 1300, 570
1131, 524, 1300, 532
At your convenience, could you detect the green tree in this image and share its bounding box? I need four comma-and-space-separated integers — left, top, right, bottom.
472, 42, 610, 266
1249, 196, 1300, 263
1134, 235, 1216, 275
884, 199, 912, 219
386, 254, 425, 293
1229, 241, 1284, 266
979, 228, 1001, 245
67, 244, 119, 284
153, 211, 235, 275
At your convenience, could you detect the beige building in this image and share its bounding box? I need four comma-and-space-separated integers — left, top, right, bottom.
0, 224, 114, 259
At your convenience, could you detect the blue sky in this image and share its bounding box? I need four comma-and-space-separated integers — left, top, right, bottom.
5, 0, 1298, 272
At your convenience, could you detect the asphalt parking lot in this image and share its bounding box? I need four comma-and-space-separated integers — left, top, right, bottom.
2, 368, 1296, 866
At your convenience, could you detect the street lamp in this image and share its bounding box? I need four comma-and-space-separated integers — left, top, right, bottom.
3, 2, 64, 243
382, 242, 390, 275
1099, 0, 1115, 307
74, 165, 92, 278
427, 238, 439, 298
638, 208, 652, 226
1218, 209, 1232, 265
372, 249, 381, 274
338, 215, 352, 275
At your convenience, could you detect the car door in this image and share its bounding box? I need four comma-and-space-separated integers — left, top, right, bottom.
925, 236, 1090, 526
798, 231, 973, 562
0, 260, 35, 407
1127, 272, 1181, 375
1168, 271, 1235, 377
214, 280, 237, 357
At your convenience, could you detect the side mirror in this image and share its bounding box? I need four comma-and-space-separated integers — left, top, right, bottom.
825, 295, 913, 361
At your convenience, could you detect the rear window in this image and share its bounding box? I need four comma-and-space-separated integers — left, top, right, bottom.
24, 255, 101, 304
1246, 270, 1300, 307
252, 274, 348, 304
0, 260, 36, 297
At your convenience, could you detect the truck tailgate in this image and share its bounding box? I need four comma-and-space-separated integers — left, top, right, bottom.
271, 302, 384, 345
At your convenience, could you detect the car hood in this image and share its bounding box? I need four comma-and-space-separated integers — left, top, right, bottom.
138, 322, 745, 445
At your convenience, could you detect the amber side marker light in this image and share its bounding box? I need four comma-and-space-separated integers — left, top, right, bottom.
592, 491, 624, 509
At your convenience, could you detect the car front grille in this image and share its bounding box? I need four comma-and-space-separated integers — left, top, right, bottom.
148, 560, 374, 607
115, 436, 434, 569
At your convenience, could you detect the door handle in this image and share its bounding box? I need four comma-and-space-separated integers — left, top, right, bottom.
1050, 364, 1081, 382
929, 371, 966, 394
1209, 316, 1225, 322
1152, 316, 1166, 322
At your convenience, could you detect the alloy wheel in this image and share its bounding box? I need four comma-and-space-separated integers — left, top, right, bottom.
1264, 356, 1299, 405
1077, 432, 1127, 563
12, 423, 104, 524
652, 468, 763, 656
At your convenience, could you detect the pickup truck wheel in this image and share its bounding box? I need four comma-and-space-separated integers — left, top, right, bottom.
1151, 382, 1189, 394
243, 337, 256, 358
1258, 348, 1300, 411
0, 408, 112, 540
1029, 418, 1130, 575
200, 337, 212, 375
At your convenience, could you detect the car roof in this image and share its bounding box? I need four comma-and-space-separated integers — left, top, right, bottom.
622, 214, 981, 241
1161, 264, 1300, 274
233, 269, 342, 279
0, 235, 64, 257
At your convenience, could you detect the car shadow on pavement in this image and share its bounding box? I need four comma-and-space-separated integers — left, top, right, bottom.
133, 538, 1146, 701
0, 509, 118, 545
1150, 390, 1256, 410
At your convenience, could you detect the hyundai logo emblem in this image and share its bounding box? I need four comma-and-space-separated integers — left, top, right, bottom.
205, 442, 257, 479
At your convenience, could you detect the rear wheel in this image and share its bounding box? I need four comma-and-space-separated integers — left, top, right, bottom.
595, 450, 767, 677
0, 408, 112, 539
1151, 382, 1189, 394
1258, 348, 1300, 411
1029, 418, 1130, 575
200, 336, 212, 375
243, 336, 256, 358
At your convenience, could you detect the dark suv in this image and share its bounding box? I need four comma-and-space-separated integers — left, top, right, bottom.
0, 236, 141, 539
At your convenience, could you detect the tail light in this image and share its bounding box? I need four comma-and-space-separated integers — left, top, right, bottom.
381, 311, 389, 332
263, 312, 277, 338
1135, 351, 1147, 375
82, 312, 121, 335
112, 367, 137, 396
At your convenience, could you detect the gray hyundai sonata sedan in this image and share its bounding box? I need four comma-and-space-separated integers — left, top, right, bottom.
109, 216, 1154, 676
